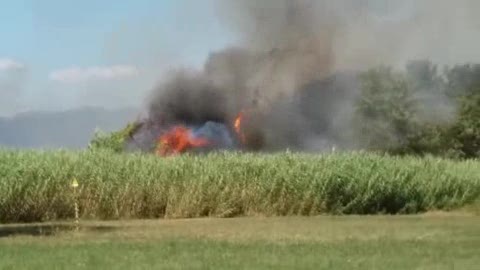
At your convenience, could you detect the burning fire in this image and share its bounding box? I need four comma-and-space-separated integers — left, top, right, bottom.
156, 126, 210, 156
155, 110, 249, 156
234, 111, 247, 144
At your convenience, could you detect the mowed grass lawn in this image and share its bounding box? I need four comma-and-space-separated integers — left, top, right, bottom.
1, 214, 479, 270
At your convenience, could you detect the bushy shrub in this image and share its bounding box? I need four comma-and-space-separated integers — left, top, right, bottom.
88, 122, 140, 153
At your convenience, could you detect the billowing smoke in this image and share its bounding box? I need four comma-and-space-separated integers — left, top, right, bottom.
128, 0, 480, 153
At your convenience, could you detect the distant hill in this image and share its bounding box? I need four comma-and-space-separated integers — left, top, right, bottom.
0, 107, 139, 149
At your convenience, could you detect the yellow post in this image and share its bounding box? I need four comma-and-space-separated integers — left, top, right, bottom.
71, 178, 79, 231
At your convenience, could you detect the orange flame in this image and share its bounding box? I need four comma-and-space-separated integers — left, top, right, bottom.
156, 125, 209, 156
234, 111, 247, 144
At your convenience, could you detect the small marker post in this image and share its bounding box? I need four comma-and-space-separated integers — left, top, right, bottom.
71, 178, 79, 231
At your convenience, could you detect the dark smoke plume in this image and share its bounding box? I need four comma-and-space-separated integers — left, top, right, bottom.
130, 0, 480, 152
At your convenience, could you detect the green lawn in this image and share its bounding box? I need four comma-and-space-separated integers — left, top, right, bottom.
1, 214, 479, 269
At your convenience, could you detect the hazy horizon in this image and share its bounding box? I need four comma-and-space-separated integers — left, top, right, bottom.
2, 0, 480, 149
2, 0, 480, 117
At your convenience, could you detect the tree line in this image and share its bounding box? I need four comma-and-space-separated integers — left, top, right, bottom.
90, 60, 480, 159
355, 60, 480, 159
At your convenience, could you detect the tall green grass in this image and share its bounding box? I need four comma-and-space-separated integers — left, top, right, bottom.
0, 150, 479, 223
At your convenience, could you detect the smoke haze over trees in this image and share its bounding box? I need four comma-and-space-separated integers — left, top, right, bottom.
125, 0, 480, 157
2, 0, 479, 157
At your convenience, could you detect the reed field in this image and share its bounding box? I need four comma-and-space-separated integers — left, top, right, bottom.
0, 149, 479, 223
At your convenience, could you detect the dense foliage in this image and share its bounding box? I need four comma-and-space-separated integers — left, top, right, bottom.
355, 61, 480, 158
355, 67, 418, 151
88, 122, 141, 153
88, 61, 480, 159
0, 150, 479, 223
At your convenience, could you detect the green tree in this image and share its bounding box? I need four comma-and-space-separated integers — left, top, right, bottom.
406, 60, 445, 94
441, 64, 480, 158
88, 122, 140, 153
355, 62, 480, 159
444, 93, 480, 158
355, 67, 418, 152
403, 60, 452, 156
444, 64, 480, 97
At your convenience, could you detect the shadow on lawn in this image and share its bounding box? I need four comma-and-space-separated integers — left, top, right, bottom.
0, 224, 118, 238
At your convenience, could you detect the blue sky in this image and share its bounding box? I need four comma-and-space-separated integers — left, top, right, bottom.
1, 0, 479, 116
0, 0, 234, 116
